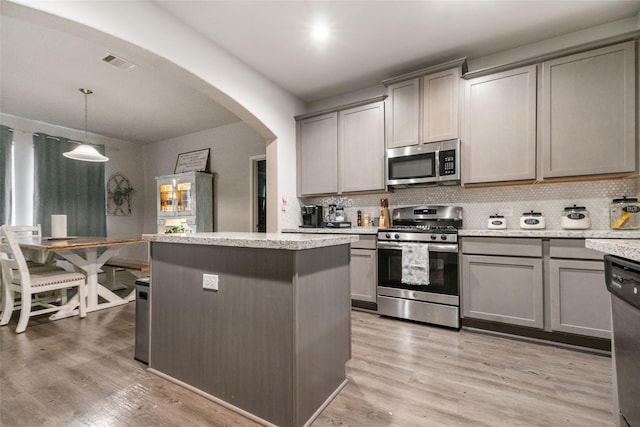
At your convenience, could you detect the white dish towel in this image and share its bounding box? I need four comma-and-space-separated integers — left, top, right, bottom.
401, 243, 430, 286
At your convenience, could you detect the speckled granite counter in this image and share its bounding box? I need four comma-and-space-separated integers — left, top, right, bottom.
460, 229, 640, 239
585, 239, 640, 262
143, 232, 358, 250
282, 227, 379, 235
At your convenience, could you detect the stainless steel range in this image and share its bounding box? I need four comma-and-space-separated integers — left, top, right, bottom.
377, 205, 462, 328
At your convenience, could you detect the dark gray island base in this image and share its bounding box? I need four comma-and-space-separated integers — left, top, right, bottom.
143, 233, 357, 427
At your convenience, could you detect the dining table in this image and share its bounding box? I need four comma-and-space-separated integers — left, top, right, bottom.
16, 235, 145, 319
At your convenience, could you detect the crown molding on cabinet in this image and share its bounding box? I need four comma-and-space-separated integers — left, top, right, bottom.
381, 57, 468, 86
294, 95, 387, 121
463, 31, 640, 80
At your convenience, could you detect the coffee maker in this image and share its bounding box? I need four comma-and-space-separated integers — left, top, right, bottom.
301, 205, 323, 228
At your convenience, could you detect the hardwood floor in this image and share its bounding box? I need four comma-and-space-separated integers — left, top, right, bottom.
0, 302, 614, 426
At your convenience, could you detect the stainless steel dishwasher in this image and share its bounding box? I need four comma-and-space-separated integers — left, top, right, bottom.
604, 255, 640, 427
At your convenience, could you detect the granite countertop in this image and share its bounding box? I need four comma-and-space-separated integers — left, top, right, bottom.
459, 229, 640, 239
142, 232, 359, 250
585, 239, 640, 262
282, 227, 379, 235
284, 226, 640, 239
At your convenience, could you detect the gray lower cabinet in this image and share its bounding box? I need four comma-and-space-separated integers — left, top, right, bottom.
548, 239, 611, 339
350, 235, 377, 303
461, 237, 612, 341
462, 254, 544, 328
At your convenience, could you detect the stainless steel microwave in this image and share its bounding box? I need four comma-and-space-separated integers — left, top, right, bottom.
386, 139, 460, 187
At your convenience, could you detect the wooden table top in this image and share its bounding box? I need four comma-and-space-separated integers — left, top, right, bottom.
16, 236, 145, 251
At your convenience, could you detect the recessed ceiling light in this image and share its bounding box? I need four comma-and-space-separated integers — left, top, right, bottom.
311, 23, 329, 40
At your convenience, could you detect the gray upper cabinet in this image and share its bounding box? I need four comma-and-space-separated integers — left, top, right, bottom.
422, 67, 460, 143
541, 41, 636, 178
297, 99, 385, 196
385, 78, 420, 148
462, 65, 537, 184
298, 112, 338, 196
339, 101, 385, 193
385, 65, 462, 149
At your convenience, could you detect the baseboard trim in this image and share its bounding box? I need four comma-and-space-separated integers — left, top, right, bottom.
461, 318, 611, 354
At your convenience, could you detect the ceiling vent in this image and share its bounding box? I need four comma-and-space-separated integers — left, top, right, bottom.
101, 53, 136, 71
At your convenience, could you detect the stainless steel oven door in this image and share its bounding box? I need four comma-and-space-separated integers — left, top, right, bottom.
377, 241, 459, 305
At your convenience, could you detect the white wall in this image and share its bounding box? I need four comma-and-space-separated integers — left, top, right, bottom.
143, 122, 266, 233
9, 0, 305, 232
1, 113, 148, 259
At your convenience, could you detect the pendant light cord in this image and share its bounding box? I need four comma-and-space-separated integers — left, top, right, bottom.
80, 88, 93, 144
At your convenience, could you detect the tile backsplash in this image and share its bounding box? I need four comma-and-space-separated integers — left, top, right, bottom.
300, 177, 639, 230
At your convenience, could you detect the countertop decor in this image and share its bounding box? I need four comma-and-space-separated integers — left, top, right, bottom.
143, 231, 358, 250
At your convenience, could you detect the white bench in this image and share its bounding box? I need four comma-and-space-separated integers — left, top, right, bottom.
104, 257, 150, 273
102, 257, 150, 301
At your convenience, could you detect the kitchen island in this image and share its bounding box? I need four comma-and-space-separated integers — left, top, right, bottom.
142, 232, 358, 427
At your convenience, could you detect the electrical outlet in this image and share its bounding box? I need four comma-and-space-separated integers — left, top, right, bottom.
203, 274, 219, 291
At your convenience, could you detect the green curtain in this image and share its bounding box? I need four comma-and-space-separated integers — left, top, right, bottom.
0, 125, 13, 225
33, 133, 106, 237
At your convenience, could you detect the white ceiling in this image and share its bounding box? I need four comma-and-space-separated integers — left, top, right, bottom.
2, 1, 640, 144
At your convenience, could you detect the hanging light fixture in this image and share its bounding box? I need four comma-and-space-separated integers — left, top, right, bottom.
63, 88, 109, 162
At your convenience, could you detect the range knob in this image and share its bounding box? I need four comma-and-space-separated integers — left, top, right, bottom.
385, 233, 391, 239
430, 234, 437, 240
394, 234, 400, 239
440, 235, 447, 241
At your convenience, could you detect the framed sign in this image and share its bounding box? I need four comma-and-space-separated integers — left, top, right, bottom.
174, 148, 210, 173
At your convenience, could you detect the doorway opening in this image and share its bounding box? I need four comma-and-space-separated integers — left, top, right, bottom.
251, 156, 267, 232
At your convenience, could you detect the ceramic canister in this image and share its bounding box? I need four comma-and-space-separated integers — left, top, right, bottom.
520, 211, 545, 229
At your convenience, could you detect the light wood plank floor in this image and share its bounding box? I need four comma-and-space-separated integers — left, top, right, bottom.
0, 303, 614, 426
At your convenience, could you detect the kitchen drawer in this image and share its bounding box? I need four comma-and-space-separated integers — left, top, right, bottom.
351, 234, 377, 250
461, 237, 542, 257
549, 239, 604, 260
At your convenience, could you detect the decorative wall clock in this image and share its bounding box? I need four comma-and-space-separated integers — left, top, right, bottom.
107, 173, 135, 216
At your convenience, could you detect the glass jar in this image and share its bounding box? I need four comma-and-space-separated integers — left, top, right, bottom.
610, 197, 640, 230
561, 205, 591, 230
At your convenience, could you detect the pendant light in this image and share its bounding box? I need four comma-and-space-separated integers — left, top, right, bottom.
63, 88, 109, 162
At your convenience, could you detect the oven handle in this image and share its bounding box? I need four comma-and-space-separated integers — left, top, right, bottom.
377, 241, 458, 253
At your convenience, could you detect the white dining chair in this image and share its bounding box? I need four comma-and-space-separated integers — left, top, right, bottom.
0, 225, 63, 314
9, 224, 57, 266
0, 224, 87, 333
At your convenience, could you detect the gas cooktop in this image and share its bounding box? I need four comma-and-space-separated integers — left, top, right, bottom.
377, 205, 463, 243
